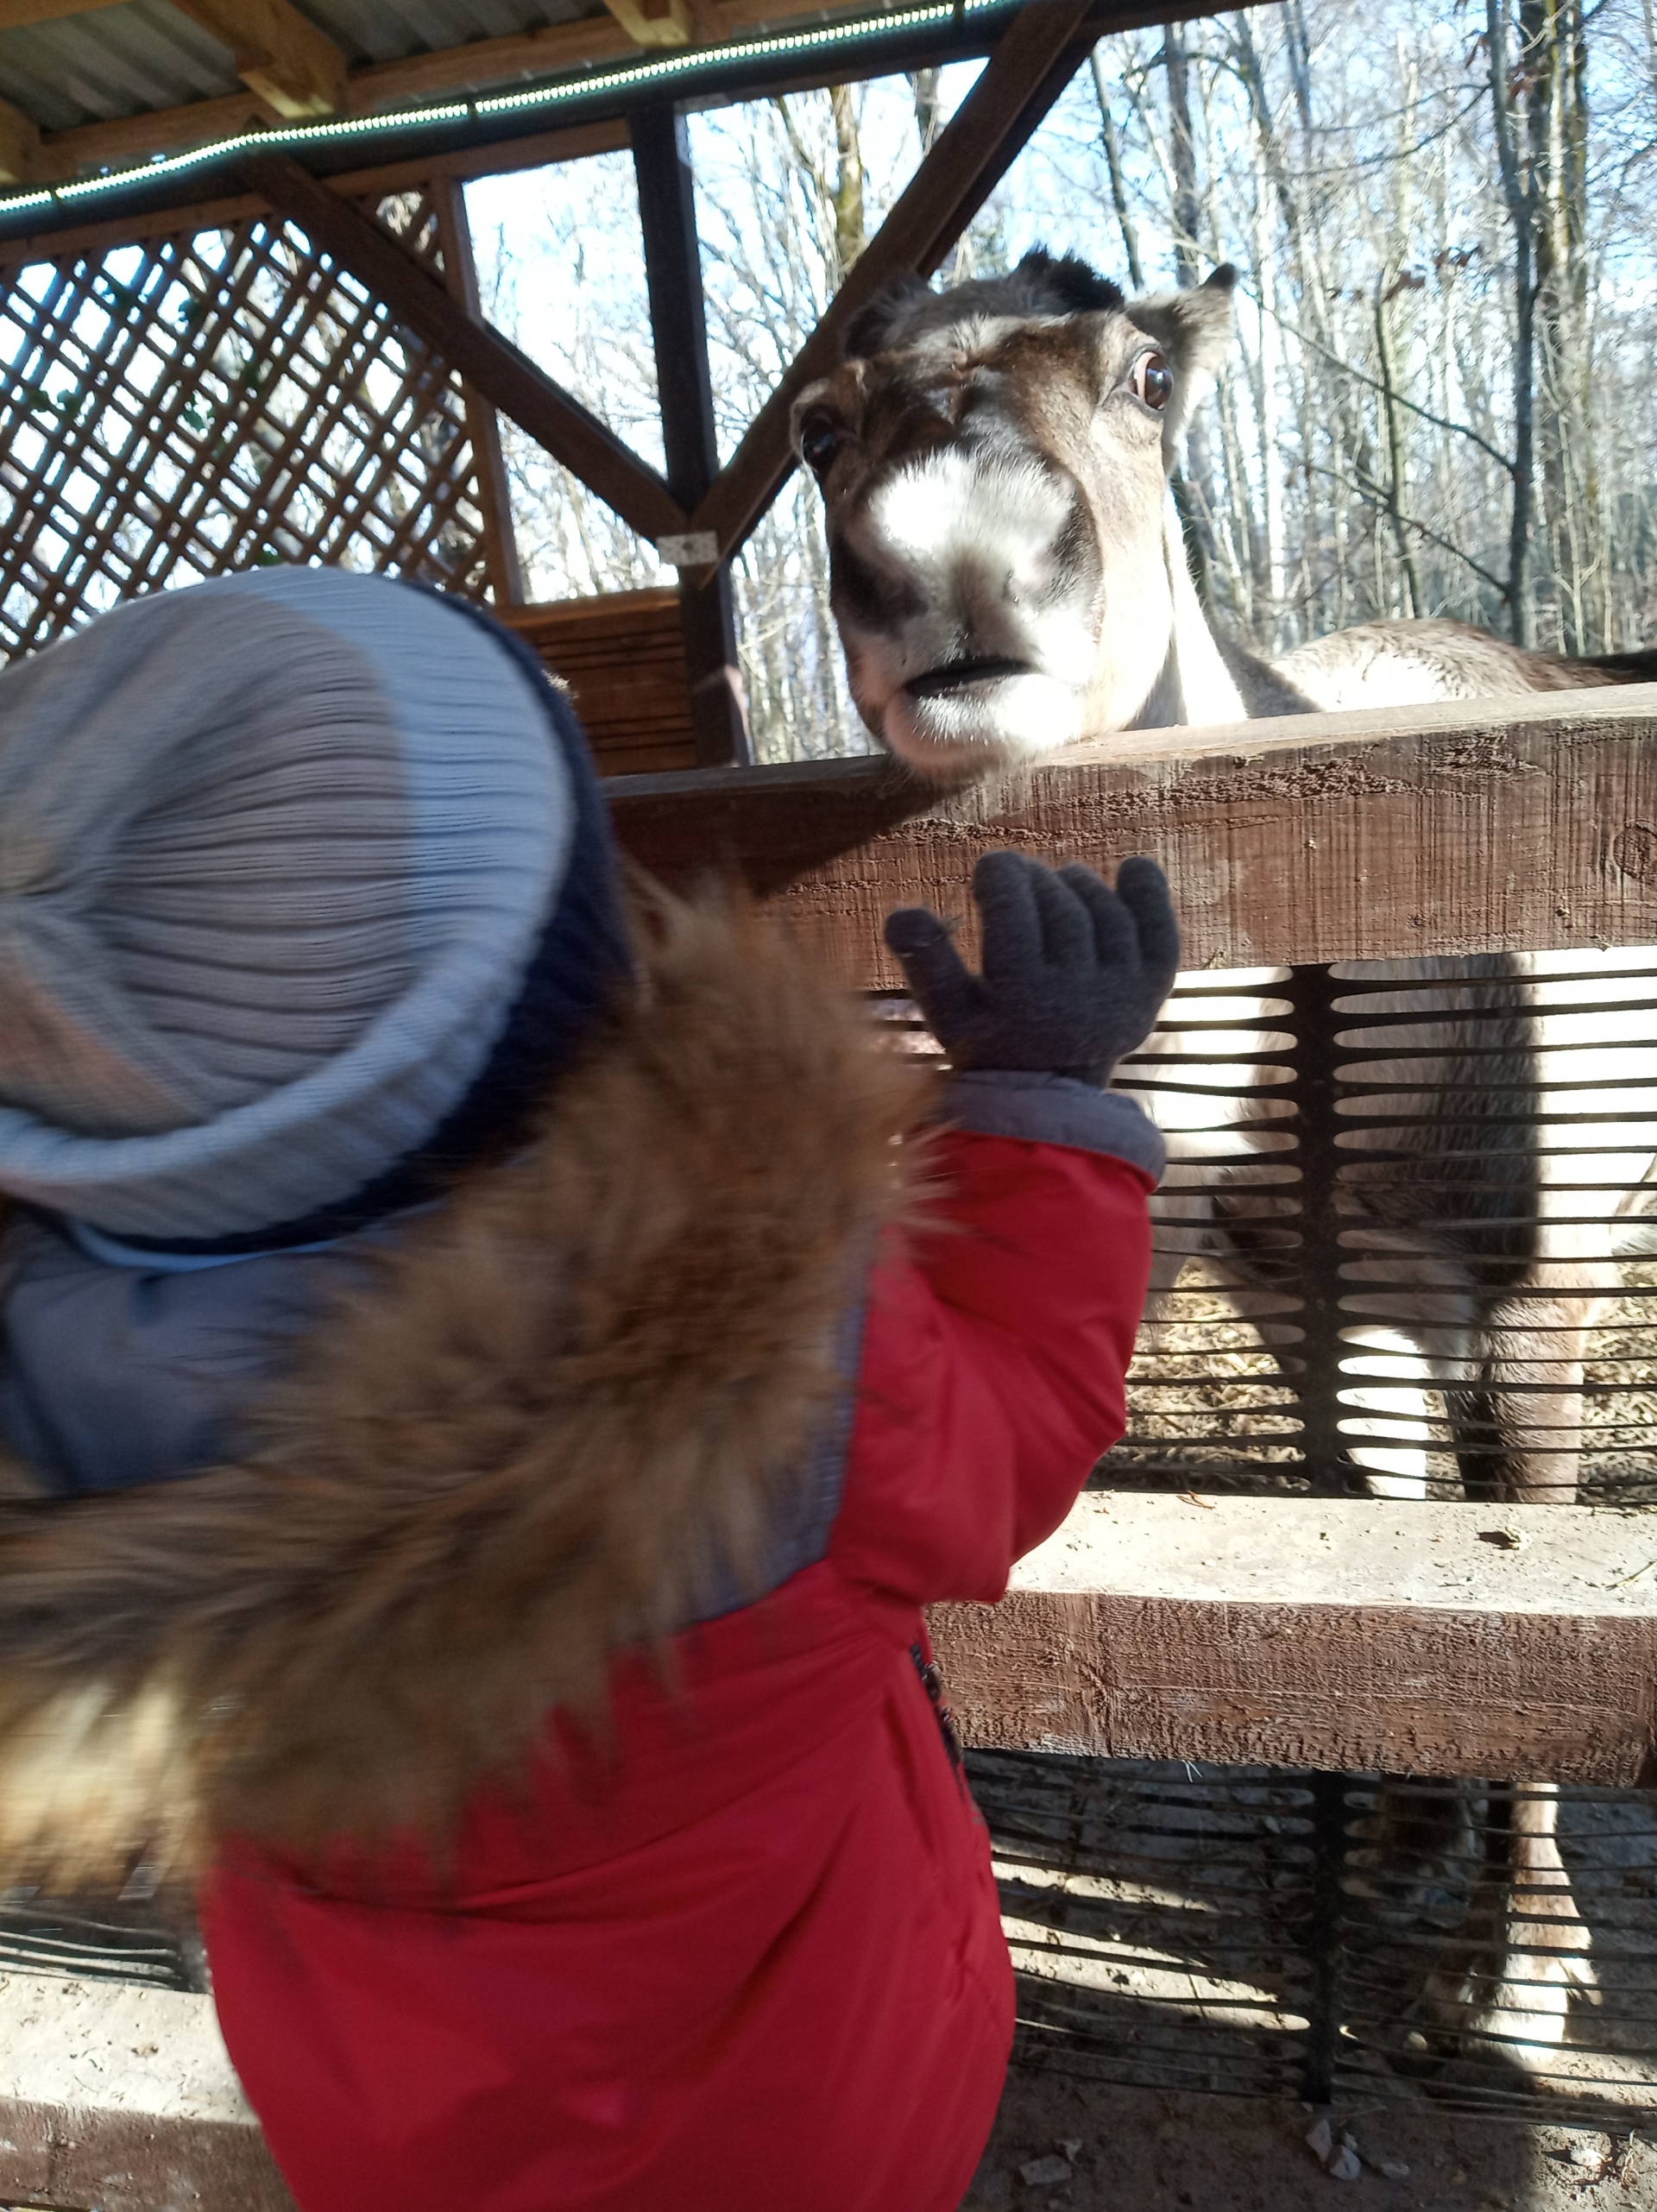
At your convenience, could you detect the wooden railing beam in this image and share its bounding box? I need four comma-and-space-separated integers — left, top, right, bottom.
602, 688, 1657, 977
631, 104, 750, 766
930, 1494, 1657, 1784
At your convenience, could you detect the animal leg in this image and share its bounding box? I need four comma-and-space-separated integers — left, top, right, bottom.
1419, 1783, 1597, 2060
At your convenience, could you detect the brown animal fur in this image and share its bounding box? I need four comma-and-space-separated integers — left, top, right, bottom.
0, 891, 930, 1886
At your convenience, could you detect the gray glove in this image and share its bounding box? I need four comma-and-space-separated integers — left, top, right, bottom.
884, 852, 1179, 1085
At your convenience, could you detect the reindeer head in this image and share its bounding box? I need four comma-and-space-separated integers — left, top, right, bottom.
792, 250, 1238, 780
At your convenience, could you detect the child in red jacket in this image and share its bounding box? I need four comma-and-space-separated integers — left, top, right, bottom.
0, 570, 1175, 2212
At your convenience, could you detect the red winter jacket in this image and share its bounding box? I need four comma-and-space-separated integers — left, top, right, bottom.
202, 1114, 1156, 2212
0, 901, 1160, 2212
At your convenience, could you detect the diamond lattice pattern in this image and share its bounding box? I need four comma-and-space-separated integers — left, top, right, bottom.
0, 192, 490, 658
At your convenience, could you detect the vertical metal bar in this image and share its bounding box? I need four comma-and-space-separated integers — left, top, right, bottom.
630, 104, 751, 768
1280, 963, 1358, 1497
1302, 1769, 1351, 2106
430, 175, 526, 608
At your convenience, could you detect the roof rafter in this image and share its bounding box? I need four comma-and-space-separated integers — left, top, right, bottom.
35, 13, 639, 178
0, 0, 348, 117
0, 91, 39, 184
167, 0, 349, 118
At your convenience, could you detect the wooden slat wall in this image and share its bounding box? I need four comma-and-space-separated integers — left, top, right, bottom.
500, 589, 696, 778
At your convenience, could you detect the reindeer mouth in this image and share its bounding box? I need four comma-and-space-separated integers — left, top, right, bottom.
904, 657, 1034, 699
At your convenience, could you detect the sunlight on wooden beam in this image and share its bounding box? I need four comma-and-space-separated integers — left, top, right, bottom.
168, 0, 348, 119
600, 0, 697, 46
0, 92, 40, 185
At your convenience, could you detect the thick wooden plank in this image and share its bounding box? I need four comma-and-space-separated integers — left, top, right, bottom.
241, 154, 688, 545
603, 687, 1657, 975
0, 1975, 293, 2210
35, 16, 640, 178
930, 1495, 1657, 1784
602, 0, 698, 45
688, 0, 1099, 562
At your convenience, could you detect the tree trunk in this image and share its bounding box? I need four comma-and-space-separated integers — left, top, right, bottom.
1089, 45, 1144, 291
909, 67, 942, 159
1162, 22, 1217, 609
1376, 279, 1425, 617
829, 85, 866, 286
1488, 0, 1536, 646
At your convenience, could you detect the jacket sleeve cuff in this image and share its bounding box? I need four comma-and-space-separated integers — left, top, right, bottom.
938, 1070, 1166, 1184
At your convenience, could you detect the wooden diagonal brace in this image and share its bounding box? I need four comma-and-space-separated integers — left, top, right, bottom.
688, 0, 1099, 564
241, 154, 688, 546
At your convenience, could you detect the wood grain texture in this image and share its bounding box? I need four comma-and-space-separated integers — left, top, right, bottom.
605, 686, 1657, 975
35, 16, 639, 177
929, 1496, 1657, 1784
501, 590, 697, 774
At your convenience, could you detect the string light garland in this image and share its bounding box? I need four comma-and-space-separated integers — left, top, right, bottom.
0, 0, 1017, 219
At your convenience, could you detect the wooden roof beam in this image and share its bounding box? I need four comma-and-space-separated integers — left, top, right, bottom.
241, 152, 688, 545
167, 0, 348, 119
0, 0, 347, 118
601, 0, 699, 47
33, 14, 639, 180
0, 91, 40, 184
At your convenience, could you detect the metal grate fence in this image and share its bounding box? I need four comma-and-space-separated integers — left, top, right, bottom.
1111, 950, 1657, 1505
975, 1750, 1657, 2129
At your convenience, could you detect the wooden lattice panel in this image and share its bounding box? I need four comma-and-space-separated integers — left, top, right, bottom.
0, 190, 492, 658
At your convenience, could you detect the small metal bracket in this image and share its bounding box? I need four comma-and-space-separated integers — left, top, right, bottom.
658, 530, 720, 567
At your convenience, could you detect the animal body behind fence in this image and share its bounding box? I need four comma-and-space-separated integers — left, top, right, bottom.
796, 247, 1657, 2071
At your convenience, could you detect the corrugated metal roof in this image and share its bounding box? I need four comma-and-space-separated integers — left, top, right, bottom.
307, 0, 593, 67
0, 0, 612, 132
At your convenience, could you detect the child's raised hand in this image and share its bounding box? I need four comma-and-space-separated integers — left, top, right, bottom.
883, 852, 1179, 1085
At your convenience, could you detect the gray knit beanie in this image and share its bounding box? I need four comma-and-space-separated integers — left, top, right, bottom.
0, 567, 621, 1244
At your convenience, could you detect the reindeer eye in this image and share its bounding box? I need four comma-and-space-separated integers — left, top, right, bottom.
799, 412, 841, 481
1131, 351, 1174, 411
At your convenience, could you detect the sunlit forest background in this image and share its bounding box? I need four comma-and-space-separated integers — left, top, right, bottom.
466, 0, 1657, 761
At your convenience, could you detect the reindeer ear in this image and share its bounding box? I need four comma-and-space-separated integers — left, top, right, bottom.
842, 274, 932, 361
1121, 264, 1238, 462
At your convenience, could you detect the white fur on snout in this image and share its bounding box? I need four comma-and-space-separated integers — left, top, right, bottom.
869, 446, 1075, 602
839, 447, 1100, 774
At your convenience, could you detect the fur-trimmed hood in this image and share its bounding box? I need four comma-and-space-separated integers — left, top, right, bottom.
0, 893, 929, 1887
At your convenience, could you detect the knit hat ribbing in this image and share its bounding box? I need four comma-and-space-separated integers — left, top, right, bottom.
0, 569, 611, 1243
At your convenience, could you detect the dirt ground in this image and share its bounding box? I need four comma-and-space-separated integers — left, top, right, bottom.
963, 2071, 1656, 2212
